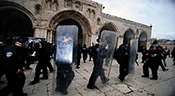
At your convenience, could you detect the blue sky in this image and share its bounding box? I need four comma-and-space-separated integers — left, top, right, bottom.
93, 0, 175, 40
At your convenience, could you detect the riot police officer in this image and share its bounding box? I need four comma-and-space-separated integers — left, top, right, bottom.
142, 44, 161, 80
87, 39, 108, 89
157, 46, 168, 71
0, 37, 27, 96
29, 41, 50, 85
0, 41, 4, 84
88, 43, 94, 61
141, 46, 147, 63
113, 43, 130, 81
76, 43, 81, 69
82, 44, 88, 63
172, 47, 175, 66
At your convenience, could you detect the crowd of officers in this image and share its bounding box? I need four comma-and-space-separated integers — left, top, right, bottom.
0, 36, 55, 96
141, 41, 175, 80
0, 36, 175, 95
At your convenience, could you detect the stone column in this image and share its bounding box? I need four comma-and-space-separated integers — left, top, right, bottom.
33, 28, 47, 39
48, 30, 53, 43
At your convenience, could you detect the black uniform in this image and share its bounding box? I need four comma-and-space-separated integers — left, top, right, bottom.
141, 47, 147, 63
148, 48, 161, 79
25, 42, 39, 69
88, 45, 94, 61
29, 42, 50, 85
0, 42, 5, 83
87, 43, 108, 89
171, 47, 175, 65
142, 45, 161, 80
157, 46, 168, 71
76, 43, 81, 69
0, 44, 27, 96
113, 44, 130, 81
45, 42, 53, 72
82, 44, 88, 63
142, 50, 150, 77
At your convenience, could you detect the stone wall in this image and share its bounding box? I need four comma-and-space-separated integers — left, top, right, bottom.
1, 0, 152, 48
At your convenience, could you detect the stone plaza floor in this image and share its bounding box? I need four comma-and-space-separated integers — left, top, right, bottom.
0, 53, 175, 96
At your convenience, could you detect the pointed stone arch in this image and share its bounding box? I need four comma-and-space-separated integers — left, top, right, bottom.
138, 31, 148, 51
123, 28, 135, 44
47, 10, 91, 45
98, 22, 119, 46
98, 22, 118, 35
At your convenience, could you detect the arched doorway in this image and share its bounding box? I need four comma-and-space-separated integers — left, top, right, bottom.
98, 22, 118, 46
123, 29, 134, 44
138, 32, 147, 52
0, 8, 33, 42
0, 1, 36, 42
48, 10, 91, 46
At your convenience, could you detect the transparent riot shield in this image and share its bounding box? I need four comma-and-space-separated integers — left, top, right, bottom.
52, 25, 78, 95
126, 39, 138, 78
96, 30, 118, 83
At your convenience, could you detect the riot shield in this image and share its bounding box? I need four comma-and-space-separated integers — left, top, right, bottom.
127, 39, 138, 78
52, 25, 78, 95
97, 30, 118, 83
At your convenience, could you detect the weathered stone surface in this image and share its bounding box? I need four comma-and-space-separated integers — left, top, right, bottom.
0, 0, 152, 48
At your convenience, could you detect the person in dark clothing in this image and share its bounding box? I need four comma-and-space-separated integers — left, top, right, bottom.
87, 39, 108, 89
171, 47, 175, 66
82, 44, 88, 63
113, 43, 130, 81
25, 41, 39, 69
142, 44, 161, 80
88, 43, 94, 61
0, 41, 5, 84
29, 41, 50, 85
141, 50, 150, 78
0, 37, 27, 96
157, 46, 168, 71
141, 46, 147, 63
45, 42, 54, 72
76, 43, 81, 69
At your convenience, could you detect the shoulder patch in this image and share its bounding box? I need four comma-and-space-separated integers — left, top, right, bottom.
6, 52, 13, 57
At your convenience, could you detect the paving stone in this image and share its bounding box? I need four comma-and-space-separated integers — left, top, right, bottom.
105, 90, 123, 96
112, 83, 132, 93
99, 85, 115, 92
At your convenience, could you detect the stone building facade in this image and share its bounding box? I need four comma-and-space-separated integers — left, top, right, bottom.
0, 0, 152, 49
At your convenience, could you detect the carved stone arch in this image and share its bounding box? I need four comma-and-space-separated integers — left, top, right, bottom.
98, 22, 119, 46
47, 10, 92, 45
123, 28, 135, 44
98, 22, 119, 35
0, 1, 38, 27
138, 31, 148, 51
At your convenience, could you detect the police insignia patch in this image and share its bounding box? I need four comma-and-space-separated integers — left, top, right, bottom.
6, 52, 13, 57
